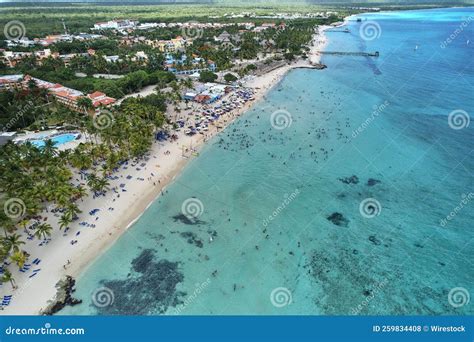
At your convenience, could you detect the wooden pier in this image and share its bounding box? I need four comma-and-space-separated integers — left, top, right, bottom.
319, 51, 380, 57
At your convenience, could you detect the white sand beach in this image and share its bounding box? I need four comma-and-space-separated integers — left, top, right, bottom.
0, 26, 329, 315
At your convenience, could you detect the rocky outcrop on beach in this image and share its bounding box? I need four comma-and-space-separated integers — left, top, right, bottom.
41, 276, 82, 315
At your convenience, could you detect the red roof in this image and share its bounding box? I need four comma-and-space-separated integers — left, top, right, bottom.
54, 90, 69, 97
88, 91, 105, 99
100, 98, 116, 105
92, 97, 116, 107
195, 95, 210, 103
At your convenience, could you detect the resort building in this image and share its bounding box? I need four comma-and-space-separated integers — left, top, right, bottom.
0, 74, 116, 111
183, 83, 229, 104
2, 47, 96, 68
145, 36, 192, 53
0, 75, 25, 91
164, 53, 216, 75
93, 19, 138, 30
131, 51, 148, 64
87, 91, 117, 108
103, 55, 121, 63
37, 34, 73, 46
0, 132, 17, 146
136, 23, 163, 30
74, 33, 104, 41
120, 36, 147, 46
2, 51, 33, 68
214, 31, 231, 42
5, 38, 36, 48
59, 51, 92, 66
49, 85, 84, 110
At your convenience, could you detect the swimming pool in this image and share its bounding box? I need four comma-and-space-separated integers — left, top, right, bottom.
30, 133, 78, 148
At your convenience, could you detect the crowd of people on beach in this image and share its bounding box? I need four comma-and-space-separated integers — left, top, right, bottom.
174, 88, 256, 140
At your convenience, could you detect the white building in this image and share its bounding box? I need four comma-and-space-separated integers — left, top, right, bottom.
93, 20, 138, 30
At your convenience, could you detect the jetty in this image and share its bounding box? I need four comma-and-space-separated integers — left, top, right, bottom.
326, 28, 350, 33
306, 63, 327, 69
319, 51, 380, 57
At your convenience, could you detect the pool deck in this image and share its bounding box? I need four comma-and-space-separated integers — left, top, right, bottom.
13, 129, 85, 151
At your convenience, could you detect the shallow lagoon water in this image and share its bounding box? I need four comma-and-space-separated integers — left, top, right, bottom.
63, 8, 473, 315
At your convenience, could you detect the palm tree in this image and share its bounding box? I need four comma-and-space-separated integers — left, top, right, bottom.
0, 213, 15, 238
182, 78, 193, 89
1, 269, 16, 289
42, 139, 58, 158
57, 150, 70, 162
74, 185, 87, 201
3, 234, 25, 253
77, 97, 93, 114
58, 214, 72, 230
34, 223, 53, 240
86, 173, 99, 191
10, 250, 27, 269
64, 203, 81, 221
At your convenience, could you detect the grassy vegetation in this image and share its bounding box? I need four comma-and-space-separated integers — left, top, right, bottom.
1, 2, 471, 39
0, 3, 351, 38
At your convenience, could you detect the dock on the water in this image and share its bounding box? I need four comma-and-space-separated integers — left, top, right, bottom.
318, 51, 380, 57
326, 28, 350, 33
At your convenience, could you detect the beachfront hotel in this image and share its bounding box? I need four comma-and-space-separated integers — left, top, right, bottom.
0, 74, 116, 111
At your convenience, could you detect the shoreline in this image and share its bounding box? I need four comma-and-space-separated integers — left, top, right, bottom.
0, 25, 330, 315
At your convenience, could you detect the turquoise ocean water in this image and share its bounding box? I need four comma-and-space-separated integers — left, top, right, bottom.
63, 8, 473, 315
